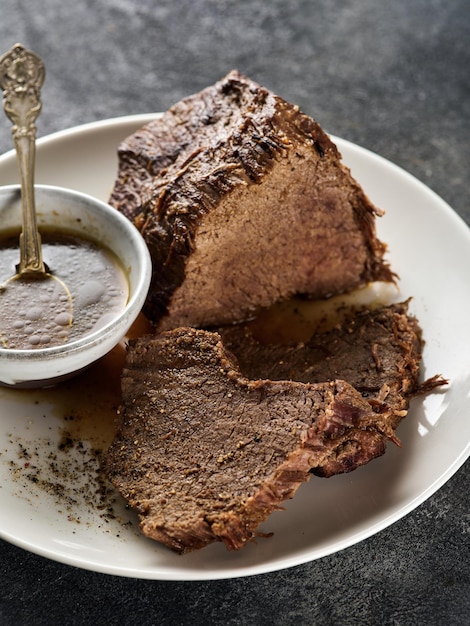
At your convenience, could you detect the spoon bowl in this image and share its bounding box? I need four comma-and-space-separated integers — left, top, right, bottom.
0, 184, 152, 387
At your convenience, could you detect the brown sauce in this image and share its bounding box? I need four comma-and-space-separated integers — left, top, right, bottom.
246, 282, 398, 344
0, 230, 129, 349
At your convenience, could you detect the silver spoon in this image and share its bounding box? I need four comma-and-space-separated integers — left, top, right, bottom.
0, 44, 72, 349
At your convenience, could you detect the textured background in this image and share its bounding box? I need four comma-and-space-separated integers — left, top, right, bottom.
0, 1, 469, 624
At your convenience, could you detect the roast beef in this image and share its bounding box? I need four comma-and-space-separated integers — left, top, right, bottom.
105, 328, 387, 553
105, 303, 444, 553
217, 300, 427, 475
110, 70, 394, 330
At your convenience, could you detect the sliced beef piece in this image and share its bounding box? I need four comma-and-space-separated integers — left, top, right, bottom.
105, 327, 391, 554
217, 300, 434, 476
110, 70, 394, 330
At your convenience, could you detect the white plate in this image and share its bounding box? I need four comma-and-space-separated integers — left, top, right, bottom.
0, 115, 469, 581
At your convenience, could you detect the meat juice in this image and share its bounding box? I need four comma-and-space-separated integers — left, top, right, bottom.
247, 282, 398, 344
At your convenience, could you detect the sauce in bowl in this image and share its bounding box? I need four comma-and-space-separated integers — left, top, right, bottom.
0, 230, 129, 349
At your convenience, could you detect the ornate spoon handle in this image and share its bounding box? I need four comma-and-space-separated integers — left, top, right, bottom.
0, 43, 46, 276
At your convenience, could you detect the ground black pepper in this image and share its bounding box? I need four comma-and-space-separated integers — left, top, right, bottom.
0, 318, 153, 539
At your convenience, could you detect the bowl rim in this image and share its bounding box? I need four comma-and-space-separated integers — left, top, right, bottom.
0, 183, 152, 359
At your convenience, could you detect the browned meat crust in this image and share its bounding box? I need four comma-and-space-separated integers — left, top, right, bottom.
109, 70, 394, 330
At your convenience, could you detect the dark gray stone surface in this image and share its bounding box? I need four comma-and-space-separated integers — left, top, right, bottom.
0, 1, 468, 624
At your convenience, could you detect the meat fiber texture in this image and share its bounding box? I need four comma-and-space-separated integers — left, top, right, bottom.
110, 70, 394, 331
105, 303, 442, 554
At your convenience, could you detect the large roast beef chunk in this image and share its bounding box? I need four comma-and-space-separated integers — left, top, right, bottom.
110, 70, 394, 330
105, 304, 444, 553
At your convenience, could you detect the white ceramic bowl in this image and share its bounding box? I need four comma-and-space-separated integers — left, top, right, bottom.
0, 184, 152, 387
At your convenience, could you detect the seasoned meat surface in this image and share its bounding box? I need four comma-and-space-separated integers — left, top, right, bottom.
110, 70, 393, 330
106, 328, 385, 553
